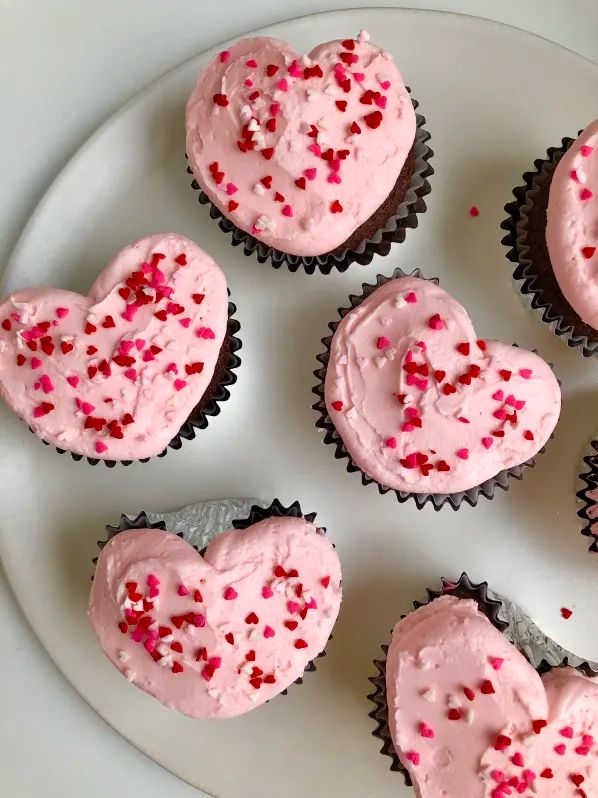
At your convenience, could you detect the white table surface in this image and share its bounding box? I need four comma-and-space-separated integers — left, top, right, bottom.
1, 1, 597, 795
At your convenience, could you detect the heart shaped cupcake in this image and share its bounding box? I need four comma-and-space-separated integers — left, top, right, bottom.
320, 274, 561, 498
89, 514, 342, 718
380, 595, 598, 797
0, 233, 233, 462
186, 32, 418, 258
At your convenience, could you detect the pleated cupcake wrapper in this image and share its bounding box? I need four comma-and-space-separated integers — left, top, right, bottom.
577, 438, 598, 553
39, 297, 242, 468
367, 572, 598, 784
501, 134, 598, 358
312, 267, 547, 511
186, 92, 433, 275
94, 497, 333, 695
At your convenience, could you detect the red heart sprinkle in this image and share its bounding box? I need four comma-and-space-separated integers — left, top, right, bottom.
245, 612, 259, 624
561, 607, 573, 619
284, 620, 298, 631
532, 719, 547, 734
330, 200, 343, 213
350, 121, 361, 135
463, 686, 475, 701
481, 680, 495, 694
335, 100, 347, 112
212, 93, 229, 107
260, 175, 272, 188
102, 315, 115, 328
225, 633, 234, 645
494, 735, 512, 750
447, 709, 461, 721
266, 64, 279, 77
499, 369, 512, 381
261, 148, 274, 160
294, 639, 308, 649
434, 369, 446, 383
331, 400, 343, 411
540, 768, 553, 778
457, 342, 470, 355
363, 110, 383, 129
294, 177, 306, 190
582, 246, 596, 259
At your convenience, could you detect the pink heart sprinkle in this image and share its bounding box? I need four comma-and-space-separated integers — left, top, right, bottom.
148, 586, 159, 599
142, 350, 155, 362
263, 625, 275, 638
208, 656, 221, 669
415, 378, 428, 391
406, 407, 420, 419
380, 80, 391, 90
375, 96, 387, 109
66, 375, 79, 388
492, 390, 504, 401
308, 144, 322, 157
554, 744, 566, 756
246, 59, 257, 68
276, 78, 288, 92
304, 168, 317, 180
192, 614, 206, 628
287, 601, 300, 614
80, 401, 95, 415
519, 368, 532, 379
282, 205, 294, 217
581, 187, 593, 201
489, 657, 504, 670
56, 307, 69, 319
177, 584, 188, 596
385, 436, 397, 448
244, 78, 253, 87
40, 375, 54, 393
288, 62, 302, 78
404, 292, 417, 303
147, 574, 159, 588
416, 340, 427, 351
179, 317, 191, 328
482, 437, 493, 449
173, 379, 187, 391
226, 182, 238, 196
119, 340, 135, 355
219, 50, 230, 63
560, 726, 574, 739
401, 422, 415, 432
406, 751, 420, 766
262, 586, 273, 599
328, 172, 342, 184
95, 441, 108, 454
377, 336, 391, 349
31, 357, 42, 369
419, 723, 435, 739
223, 587, 238, 600
456, 448, 469, 460
353, 72, 365, 82
34, 382, 41, 390
270, 102, 280, 116
576, 745, 590, 756
143, 639, 155, 653
494, 408, 507, 420
570, 169, 580, 182
135, 339, 145, 351
124, 368, 137, 382
511, 752, 524, 767
581, 145, 594, 157
165, 362, 178, 374
583, 734, 594, 747
458, 416, 470, 424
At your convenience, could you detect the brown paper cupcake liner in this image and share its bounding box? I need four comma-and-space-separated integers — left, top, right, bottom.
501, 134, 598, 358
312, 268, 548, 511
577, 438, 598, 553
186, 92, 433, 275
40, 297, 241, 468
95, 498, 333, 694
367, 572, 596, 783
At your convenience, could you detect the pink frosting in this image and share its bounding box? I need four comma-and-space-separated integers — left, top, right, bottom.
0, 233, 228, 460
324, 277, 561, 494
186, 32, 416, 256
386, 596, 598, 796
89, 517, 342, 719
546, 119, 598, 329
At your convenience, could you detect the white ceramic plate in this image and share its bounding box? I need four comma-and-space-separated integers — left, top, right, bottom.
2, 8, 598, 797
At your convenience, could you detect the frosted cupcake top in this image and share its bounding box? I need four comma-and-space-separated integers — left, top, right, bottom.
546, 118, 598, 329
386, 596, 598, 797
89, 516, 342, 718
186, 31, 416, 256
324, 277, 561, 494
0, 233, 229, 460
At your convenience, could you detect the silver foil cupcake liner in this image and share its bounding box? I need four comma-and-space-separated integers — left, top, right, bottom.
41, 297, 242, 468
501, 133, 598, 357
94, 497, 334, 693
186, 93, 433, 275
577, 438, 598, 552
312, 268, 547, 511
367, 572, 598, 784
